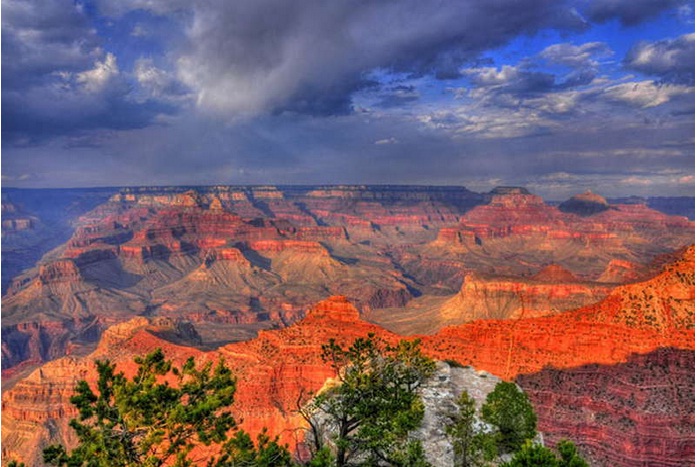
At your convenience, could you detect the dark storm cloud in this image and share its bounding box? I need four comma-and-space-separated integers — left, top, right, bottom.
1, 0, 100, 82
176, 0, 585, 116
585, 0, 689, 26
2, 0, 693, 198
2, 0, 179, 144
624, 34, 695, 84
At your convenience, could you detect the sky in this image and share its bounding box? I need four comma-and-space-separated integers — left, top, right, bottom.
1, 0, 694, 198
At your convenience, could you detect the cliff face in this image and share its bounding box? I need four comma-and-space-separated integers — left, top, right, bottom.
2, 246, 694, 466
2, 185, 693, 380
1, 297, 383, 465
518, 348, 694, 467
446, 189, 693, 280
425, 246, 694, 378
437, 270, 611, 323
1, 188, 115, 294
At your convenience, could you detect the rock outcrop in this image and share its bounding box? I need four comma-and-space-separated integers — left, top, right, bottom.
558, 191, 610, 216
304, 361, 506, 467
437, 272, 611, 323
518, 348, 694, 467
412, 363, 505, 467
2, 245, 694, 466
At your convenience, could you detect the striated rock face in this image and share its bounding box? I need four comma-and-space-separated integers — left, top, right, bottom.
1, 188, 115, 294
584, 245, 694, 332
2, 185, 693, 379
2, 247, 694, 466
597, 259, 647, 283
518, 348, 694, 467
1, 317, 203, 465
304, 295, 360, 321
487, 187, 545, 208
437, 272, 611, 323
532, 264, 578, 283
427, 246, 694, 378
444, 188, 693, 282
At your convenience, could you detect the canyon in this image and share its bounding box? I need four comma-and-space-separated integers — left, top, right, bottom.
2, 243, 693, 465
1, 185, 694, 466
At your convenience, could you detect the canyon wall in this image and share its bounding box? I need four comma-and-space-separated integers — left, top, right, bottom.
3, 186, 693, 376
518, 348, 694, 467
2, 245, 694, 466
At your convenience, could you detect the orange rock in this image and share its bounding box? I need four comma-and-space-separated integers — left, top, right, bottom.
2, 249, 693, 466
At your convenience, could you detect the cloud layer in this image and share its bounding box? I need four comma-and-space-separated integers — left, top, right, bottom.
1, 0, 694, 197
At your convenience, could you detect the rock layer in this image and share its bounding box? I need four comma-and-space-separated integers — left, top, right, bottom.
2, 246, 694, 466
518, 348, 694, 467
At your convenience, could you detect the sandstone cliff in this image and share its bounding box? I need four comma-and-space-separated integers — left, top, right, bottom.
3, 245, 694, 466
519, 348, 694, 467
437, 269, 611, 323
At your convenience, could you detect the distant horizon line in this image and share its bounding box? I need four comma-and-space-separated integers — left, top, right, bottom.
2, 183, 694, 201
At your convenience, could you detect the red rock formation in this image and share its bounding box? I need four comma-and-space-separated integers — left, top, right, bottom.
433, 227, 477, 246
2, 247, 694, 466
532, 264, 578, 283
3, 185, 693, 377
458, 188, 692, 246
597, 258, 647, 283
248, 240, 329, 254
518, 348, 694, 467
37, 260, 81, 285
426, 246, 694, 378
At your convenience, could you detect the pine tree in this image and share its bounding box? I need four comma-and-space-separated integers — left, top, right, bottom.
481, 382, 537, 453
309, 334, 436, 467
43, 349, 291, 467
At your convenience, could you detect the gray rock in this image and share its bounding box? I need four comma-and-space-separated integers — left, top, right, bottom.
413, 361, 502, 467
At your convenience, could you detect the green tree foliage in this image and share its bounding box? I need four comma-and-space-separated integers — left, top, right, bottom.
306, 447, 335, 467
213, 429, 293, 466
311, 334, 436, 467
556, 439, 589, 467
480, 382, 537, 453
42, 349, 291, 467
501, 439, 589, 467
501, 441, 559, 467
446, 391, 497, 467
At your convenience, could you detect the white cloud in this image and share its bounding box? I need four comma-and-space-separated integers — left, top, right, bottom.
539, 41, 612, 68
604, 80, 693, 108
76, 53, 120, 93
624, 33, 694, 83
